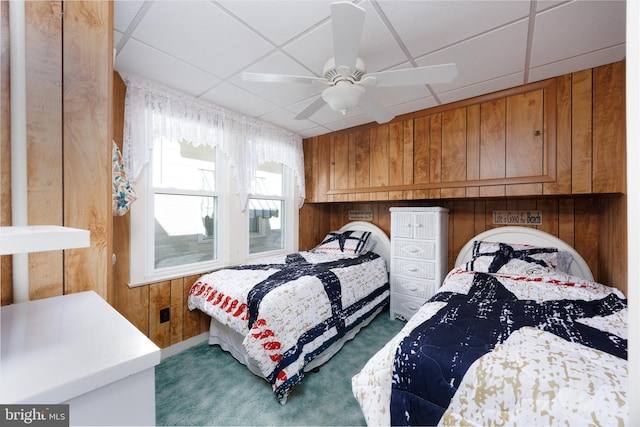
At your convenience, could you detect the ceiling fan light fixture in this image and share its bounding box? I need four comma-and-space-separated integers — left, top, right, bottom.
322, 83, 365, 115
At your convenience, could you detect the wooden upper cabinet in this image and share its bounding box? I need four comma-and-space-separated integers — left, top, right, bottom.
303, 61, 625, 203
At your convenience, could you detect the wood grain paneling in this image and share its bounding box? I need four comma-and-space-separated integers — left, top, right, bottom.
593, 62, 626, 193
332, 134, 348, 187
354, 130, 370, 201
299, 195, 626, 294
571, 69, 593, 194
545, 74, 572, 195
465, 104, 480, 198
0, 0, 11, 305
388, 122, 404, 200
62, 1, 113, 298
413, 116, 430, 199
26, 1, 63, 300
428, 114, 442, 199
307, 67, 623, 202
441, 107, 466, 199
149, 280, 171, 348
479, 98, 506, 197
505, 90, 543, 196
402, 120, 415, 200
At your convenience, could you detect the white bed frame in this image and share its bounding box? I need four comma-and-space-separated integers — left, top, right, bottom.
455, 226, 594, 281
207, 221, 391, 381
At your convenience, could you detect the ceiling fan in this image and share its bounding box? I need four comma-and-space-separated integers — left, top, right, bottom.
242, 1, 457, 124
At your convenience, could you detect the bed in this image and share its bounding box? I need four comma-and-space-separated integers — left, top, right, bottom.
352, 226, 628, 426
188, 221, 390, 404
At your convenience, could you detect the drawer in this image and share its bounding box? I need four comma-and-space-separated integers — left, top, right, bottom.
391, 276, 437, 299
391, 293, 427, 321
392, 258, 435, 280
393, 239, 435, 260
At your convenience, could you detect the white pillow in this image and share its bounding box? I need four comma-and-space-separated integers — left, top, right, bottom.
314, 230, 372, 255
465, 240, 573, 275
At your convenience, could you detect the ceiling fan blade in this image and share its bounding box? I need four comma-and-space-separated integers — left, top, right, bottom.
364, 63, 458, 87
358, 92, 394, 124
242, 72, 326, 85
331, 1, 365, 71
294, 96, 326, 120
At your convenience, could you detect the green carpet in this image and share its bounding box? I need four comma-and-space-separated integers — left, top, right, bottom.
155, 308, 404, 426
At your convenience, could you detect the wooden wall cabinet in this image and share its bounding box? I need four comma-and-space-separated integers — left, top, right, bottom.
303, 61, 625, 203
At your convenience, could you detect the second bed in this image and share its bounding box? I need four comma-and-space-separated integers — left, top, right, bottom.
188, 221, 391, 404
352, 226, 628, 425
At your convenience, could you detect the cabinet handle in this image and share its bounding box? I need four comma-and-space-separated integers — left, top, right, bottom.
404, 302, 420, 310
407, 267, 418, 272
534, 130, 542, 136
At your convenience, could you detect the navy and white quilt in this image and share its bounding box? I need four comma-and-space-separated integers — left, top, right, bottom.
389, 267, 628, 426
188, 250, 389, 404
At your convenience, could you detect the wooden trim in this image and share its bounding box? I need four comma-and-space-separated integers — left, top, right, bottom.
326, 174, 558, 195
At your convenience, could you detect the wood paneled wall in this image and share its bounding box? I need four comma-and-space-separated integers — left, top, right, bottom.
0, 1, 113, 304
303, 62, 626, 202
111, 73, 211, 347
298, 195, 627, 295
1, 1, 12, 303
300, 61, 627, 296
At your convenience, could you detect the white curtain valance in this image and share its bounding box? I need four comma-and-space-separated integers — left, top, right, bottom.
121, 73, 305, 209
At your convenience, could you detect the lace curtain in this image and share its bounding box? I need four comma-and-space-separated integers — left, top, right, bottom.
121, 74, 306, 209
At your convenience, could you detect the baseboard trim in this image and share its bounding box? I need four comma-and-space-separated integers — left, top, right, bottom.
160, 332, 209, 360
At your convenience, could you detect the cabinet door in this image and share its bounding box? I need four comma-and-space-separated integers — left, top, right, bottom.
391, 212, 414, 238
413, 212, 437, 240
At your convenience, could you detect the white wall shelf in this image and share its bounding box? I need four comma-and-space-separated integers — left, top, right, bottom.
0, 225, 90, 255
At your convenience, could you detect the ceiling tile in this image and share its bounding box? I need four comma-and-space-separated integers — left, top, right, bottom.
218, 0, 333, 46
113, 0, 626, 138
528, 45, 626, 83
199, 82, 279, 118
437, 73, 525, 105
531, 0, 626, 68
129, 1, 274, 79
283, 20, 335, 75
378, 0, 530, 59
114, 38, 221, 97
416, 20, 529, 92
113, 0, 145, 33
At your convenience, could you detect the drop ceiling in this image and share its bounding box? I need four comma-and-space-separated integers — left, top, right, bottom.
113, 0, 626, 139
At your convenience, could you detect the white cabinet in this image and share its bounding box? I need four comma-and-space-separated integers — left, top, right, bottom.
0, 291, 161, 426
389, 207, 448, 321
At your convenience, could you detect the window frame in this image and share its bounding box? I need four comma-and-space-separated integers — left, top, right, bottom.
128, 153, 299, 288
129, 147, 227, 287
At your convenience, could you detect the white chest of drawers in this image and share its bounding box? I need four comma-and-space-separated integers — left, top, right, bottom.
389, 207, 448, 321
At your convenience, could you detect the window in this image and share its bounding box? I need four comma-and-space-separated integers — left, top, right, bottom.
249, 163, 285, 255
130, 138, 222, 284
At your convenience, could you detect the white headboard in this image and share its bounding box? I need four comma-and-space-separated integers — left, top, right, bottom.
339, 221, 391, 269
455, 226, 594, 281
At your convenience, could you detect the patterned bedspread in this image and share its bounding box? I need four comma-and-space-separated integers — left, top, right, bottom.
353, 266, 628, 426
188, 250, 389, 404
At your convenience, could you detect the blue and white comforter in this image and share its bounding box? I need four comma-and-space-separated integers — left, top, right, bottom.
353, 267, 627, 426
188, 250, 389, 404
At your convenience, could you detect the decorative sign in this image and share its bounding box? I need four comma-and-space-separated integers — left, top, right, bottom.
348, 210, 373, 221
493, 210, 542, 225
